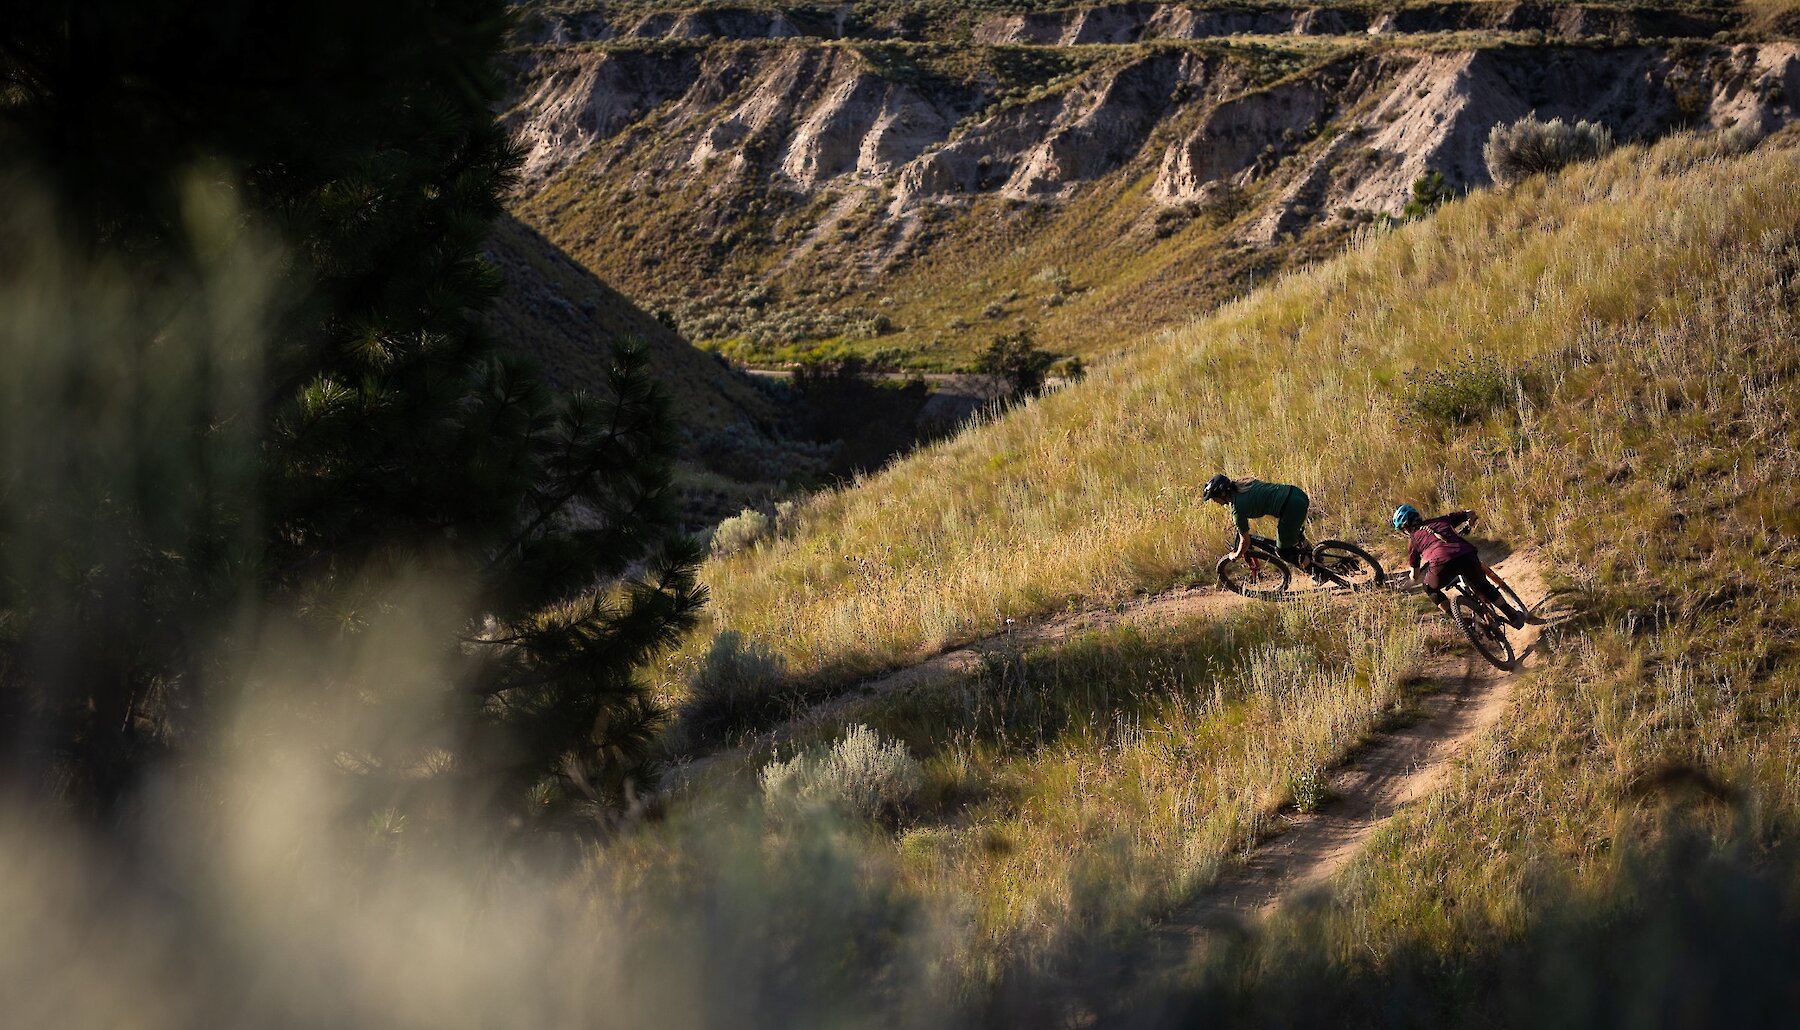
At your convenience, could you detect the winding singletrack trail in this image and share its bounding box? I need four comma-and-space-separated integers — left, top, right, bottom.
1082, 548, 1563, 1024
788, 576, 1253, 732
677, 546, 1557, 935
1169, 551, 1553, 923
668, 566, 1253, 785
671, 543, 1562, 1014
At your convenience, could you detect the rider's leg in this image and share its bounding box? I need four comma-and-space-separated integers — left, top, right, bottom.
1419, 563, 1456, 617
1475, 577, 1529, 629
1424, 585, 1454, 617
1446, 554, 1526, 628
1275, 491, 1311, 568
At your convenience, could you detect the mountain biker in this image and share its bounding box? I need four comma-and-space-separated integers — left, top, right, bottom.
1391, 505, 1529, 629
1203, 473, 1312, 569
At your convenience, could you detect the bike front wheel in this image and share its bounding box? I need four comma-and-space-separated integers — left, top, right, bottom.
1452, 594, 1516, 670
1217, 541, 1292, 599
1311, 540, 1386, 591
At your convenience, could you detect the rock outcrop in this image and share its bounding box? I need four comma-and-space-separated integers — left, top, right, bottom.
502, 14, 1800, 361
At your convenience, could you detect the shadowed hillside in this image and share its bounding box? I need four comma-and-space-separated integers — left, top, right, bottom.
487, 211, 779, 428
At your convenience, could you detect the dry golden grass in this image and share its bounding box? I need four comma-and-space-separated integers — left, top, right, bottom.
693, 130, 1800, 684
864, 594, 1428, 978
1187, 140, 1800, 999
652, 128, 1800, 992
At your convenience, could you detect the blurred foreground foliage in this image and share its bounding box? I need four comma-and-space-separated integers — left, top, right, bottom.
0, 0, 702, 830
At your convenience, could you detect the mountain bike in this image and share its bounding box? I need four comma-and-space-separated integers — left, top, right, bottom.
1438, 569, 1518, 670
1216, 534, 1386, 598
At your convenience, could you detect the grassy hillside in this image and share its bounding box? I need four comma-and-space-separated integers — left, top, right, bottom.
694, 126, 1800, 679
649, 126, 1800, 1000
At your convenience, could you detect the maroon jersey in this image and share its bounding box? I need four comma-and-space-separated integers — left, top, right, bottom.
1407, 511, 1478, 570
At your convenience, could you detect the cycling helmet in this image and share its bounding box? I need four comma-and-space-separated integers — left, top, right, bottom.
1201, 474, 1233, 501
1392, 504, 1422, 531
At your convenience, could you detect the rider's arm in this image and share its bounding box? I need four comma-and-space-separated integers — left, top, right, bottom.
1447, 510, 1476, 532
1229, 502, 1251, 559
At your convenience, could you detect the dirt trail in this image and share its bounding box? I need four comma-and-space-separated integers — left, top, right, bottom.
666, 570, 1249, 788
762, 574, 1253, 740
1100, 548, 1559, 1015
676, 548, 1558, 958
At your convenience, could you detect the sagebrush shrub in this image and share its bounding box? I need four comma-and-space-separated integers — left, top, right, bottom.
1718, 122, 1765, 156
688, 425, 831, 485
710, 508, 772, 556
678, 629, 788, 746
1484, 115, 1615, 186
1400, 355, 1518, 429
759, 724, 923, 822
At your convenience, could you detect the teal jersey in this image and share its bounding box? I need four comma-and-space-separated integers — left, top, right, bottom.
1228, 479, 1300, 534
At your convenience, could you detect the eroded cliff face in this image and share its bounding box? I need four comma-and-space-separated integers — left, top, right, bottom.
516, 2, 1737, 46
503, 6, 1800, 364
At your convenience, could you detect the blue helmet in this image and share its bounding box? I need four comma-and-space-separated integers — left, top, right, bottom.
1392, 504, 1421, 531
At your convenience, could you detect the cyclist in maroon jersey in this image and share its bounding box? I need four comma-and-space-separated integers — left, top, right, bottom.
1391, 504, 1529, 629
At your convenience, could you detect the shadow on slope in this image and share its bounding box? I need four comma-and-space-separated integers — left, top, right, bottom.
486, 211, 778, 430
486, 214, 980, 524
1111, 811, 1800, 1030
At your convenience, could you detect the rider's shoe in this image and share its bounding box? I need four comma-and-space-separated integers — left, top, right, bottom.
1502, 606, 1528, 630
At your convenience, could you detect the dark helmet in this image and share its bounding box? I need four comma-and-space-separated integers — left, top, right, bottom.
1392, 504, 1422, 531
1201, 474, 1233, 501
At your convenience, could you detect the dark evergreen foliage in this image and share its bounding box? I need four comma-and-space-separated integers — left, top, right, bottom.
0, 0, 703, 825
978, 329, 1058, 399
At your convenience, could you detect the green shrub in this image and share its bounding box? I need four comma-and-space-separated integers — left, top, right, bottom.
1484, 115, 1616, 187
759, 724, 923, 822
710, 508, 772, 556
1401, 169, 1452, 220
1398, 354, 1519, 429
977, 328, 1059, 399
1288, 767, 1335, 814
678, 629, 789, 747
1153, 206, 1191, 238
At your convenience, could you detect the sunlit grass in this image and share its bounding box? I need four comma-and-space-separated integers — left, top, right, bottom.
651, 127, 1800, 993
693, 130, 1800, 684
860, 595, 1429, 977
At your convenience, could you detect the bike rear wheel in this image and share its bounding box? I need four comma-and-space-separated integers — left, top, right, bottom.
1452, 593, 1516, 670
1311, 540, 1386, 591
1217, 540, 1292, 598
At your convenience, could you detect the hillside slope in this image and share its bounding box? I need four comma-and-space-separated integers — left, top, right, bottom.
653, 126, 1800, 1009
695, 127, 1799, 679
486, 213, 819, 522
487, 212, 778, 428
504, 5, 1800, 366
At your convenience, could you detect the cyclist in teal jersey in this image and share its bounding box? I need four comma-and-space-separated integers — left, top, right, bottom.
1202, 473, 1311, 567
